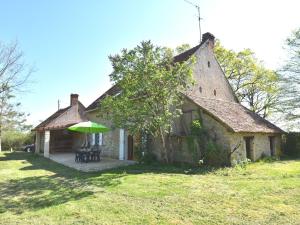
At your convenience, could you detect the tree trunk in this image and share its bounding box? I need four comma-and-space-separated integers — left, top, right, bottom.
166, 134, 175, 163
0, 130, 2, 152
159, 127, 168, 163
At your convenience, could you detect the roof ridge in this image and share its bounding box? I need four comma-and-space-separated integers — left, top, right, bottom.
86, 85, 120, 111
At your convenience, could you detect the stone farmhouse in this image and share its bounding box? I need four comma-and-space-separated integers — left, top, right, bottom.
33, 32, 284, 165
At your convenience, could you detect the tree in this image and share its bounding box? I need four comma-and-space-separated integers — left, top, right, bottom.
2, 130, 34, 151
0, 41, 32, 151
176, 44, 191, 54
99, 41, 194, 162
278, 28, 300, 129
214, 41, 280, 118
0, 91, 30, 151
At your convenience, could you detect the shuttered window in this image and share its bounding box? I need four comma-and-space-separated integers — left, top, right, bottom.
95, 133, 99, 145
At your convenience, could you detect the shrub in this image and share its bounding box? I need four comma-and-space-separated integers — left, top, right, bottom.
2, 131, 34, 151
203, 140, 227, 166
259, 155, 279, 162
191, 119, 202, 135
134, 145, 156, 164
283, 132, 300, 157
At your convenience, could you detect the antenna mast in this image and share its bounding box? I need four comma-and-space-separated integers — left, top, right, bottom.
184, 0, 202, 43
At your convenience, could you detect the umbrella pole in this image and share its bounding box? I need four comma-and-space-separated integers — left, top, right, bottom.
83, 133, 87, 148
86, 133, 88, 147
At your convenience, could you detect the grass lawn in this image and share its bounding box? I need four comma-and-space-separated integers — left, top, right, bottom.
0, 152, 300, 225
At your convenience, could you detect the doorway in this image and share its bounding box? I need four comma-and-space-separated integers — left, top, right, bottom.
127, 135, 134, 160
244, 136, 254, 160
269, 136, 275, 156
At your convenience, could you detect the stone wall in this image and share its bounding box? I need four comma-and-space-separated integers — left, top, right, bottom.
229, 133, 282, 163
150, 98, 282, 165
150, 99, 232, 164
86, 111, 120, 159
149, 135, 196, 164
186, 41, 237, 103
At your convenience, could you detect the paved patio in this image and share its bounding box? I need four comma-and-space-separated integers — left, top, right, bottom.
49, 153, 136, 172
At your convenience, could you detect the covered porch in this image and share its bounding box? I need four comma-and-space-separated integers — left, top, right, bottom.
34, 93, 89, 157
49, 153, 136, 172
35, 128, 85, 157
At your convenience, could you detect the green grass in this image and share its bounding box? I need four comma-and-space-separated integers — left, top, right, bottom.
0, 152, 300, 225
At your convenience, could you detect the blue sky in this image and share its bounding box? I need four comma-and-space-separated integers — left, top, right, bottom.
0, 0, 299, 126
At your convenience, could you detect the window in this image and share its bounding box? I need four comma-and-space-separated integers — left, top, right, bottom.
208, 61, 211, 68
199, 86, 202, 93
214, 89, 216, 96
93, 133, 103, 146
95, 133, 99, 145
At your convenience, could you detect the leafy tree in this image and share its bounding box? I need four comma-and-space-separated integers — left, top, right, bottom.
0, 91, 30, 151
176, 44, 191, 54
2, 130, 34, 151
99, 41, 194, 162
0, 41, 32, 151
278, 28, 300, 129
214, 41, 280, 118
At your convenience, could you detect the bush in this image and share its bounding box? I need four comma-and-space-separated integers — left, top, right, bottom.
134, 145, 157, 164
259, 153, 279, 162
259, 155, 279, 162
283, 132, 300, 157
2, 131, 34, 151
203, 140, 227, 166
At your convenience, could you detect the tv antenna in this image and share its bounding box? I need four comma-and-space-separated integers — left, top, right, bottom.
184, 0, 203, 43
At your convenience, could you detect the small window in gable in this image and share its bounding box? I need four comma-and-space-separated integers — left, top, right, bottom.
199, 86, 202, 93
214, 89, 216, 96
208, 61, 211, 68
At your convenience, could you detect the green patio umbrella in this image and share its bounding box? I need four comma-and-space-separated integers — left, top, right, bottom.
68, 121, 110, 133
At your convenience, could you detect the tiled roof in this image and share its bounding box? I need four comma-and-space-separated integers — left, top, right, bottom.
187, 95, 284, 134
34, 102, 87, 131
34, 107, 71, 130
173, 44, 201, 63
86, 85, 121, 111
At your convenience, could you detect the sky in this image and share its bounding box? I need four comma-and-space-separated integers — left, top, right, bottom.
0, 0, 299, 126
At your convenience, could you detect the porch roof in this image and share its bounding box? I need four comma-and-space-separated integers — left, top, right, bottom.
34, 102, 88, 131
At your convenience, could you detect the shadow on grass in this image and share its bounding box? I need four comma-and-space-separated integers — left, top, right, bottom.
0, 152, 211, 215
4, 151, 295, 214
0, 150, 30, 161
0, 174, 93, 214
0, 152, 128, 214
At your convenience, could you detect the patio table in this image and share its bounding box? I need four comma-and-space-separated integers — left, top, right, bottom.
75, 147, 102, 163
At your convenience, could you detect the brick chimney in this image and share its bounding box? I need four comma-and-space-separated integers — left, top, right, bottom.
70, 94, 79, 106
201, 32, 215, 48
